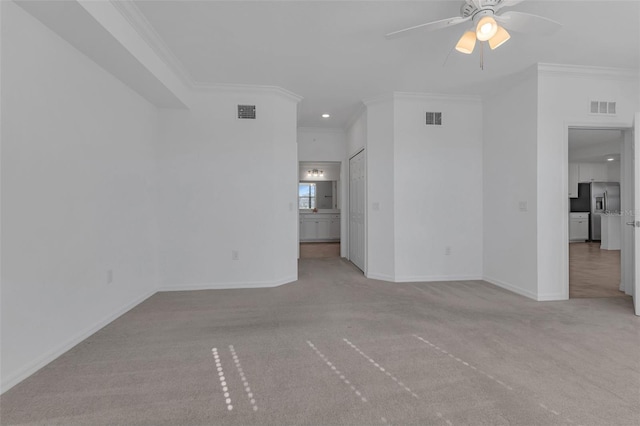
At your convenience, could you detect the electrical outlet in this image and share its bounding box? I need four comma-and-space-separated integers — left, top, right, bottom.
232, 250, 239, 261
445, 246, 451, 256
107, 269, 113, 284
518, 201, 528, 212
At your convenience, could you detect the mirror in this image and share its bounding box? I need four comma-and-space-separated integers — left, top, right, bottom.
299, 181, 338, 210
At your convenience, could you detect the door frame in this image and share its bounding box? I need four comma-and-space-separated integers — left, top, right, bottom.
562, 121, 633, 300
348, 148, 367, 273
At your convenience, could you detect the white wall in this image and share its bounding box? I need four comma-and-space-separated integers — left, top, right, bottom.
297, 128, 346, 162
364, 98, 395, 280
347, 108, 366, 158
1, 2, 159, 391
607, 161, 621, 182
483, 68, 539, 299
156, 89, 300, 290
538, 65, 639, 300
393, 94, 483, 281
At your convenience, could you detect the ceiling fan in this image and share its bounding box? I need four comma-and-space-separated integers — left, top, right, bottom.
386, 0, 561, 55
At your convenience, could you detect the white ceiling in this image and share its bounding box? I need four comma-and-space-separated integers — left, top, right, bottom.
568, 129, 624, 163
133, 0, 640, 128
568, 129, 623, 149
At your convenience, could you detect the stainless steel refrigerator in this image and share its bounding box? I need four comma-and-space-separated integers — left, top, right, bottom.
577, 182, 620, 241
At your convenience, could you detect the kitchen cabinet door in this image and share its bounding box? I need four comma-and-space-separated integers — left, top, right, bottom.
569, 217, 589, 241
579, 163, 607, 182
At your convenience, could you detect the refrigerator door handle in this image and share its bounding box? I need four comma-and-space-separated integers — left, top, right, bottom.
603, 191, 607, 212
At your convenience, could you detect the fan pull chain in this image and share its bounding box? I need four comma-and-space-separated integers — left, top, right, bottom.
480, 42, 484, 70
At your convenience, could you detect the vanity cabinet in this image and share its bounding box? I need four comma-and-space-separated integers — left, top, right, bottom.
300, 213, 340, 241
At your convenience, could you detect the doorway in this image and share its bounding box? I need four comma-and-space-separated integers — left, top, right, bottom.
567, 127, 632, 299
298, 161, 342, 259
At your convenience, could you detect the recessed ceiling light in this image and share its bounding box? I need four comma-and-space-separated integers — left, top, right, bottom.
321, 114, 330, 118
607, 158, 615, 161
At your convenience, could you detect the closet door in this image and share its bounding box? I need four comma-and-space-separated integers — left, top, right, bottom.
349, 150, 365, 272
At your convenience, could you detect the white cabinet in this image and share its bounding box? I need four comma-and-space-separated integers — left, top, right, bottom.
300, 219, 316, 240
329, 216, 340, 239
568, 163, 579, 198
299, 213, 340, 241
570, 163, 610, 198
578, 163, 607, 183
569, 213, 589, 242
316, 218, 330, 238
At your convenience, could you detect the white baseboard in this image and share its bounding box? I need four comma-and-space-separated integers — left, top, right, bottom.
159, 275, 298, 291
394, 275, 483, 283
1, 289, 156, 394
536, 292, 568, 301
367, 273, 482, 283
483, 276, 538, 301
366, 272, 395, 282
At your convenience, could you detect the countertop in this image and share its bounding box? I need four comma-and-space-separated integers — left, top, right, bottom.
299, 209, 340, 214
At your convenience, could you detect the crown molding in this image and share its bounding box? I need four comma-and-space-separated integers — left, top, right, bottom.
538, 63, 639, 81
363, 91, 482, 107
109, 0, 196, 88
193, 83, 303, 103
297, 127, 346, 134
362, 93, 394, 107
393, 91, 483, 103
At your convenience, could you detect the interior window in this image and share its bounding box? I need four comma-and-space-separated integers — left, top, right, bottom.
298, 183, 316, 209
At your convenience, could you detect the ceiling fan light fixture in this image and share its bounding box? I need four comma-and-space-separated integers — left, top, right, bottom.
475, 16, 498, 41
455, 31, 477, 54
488, 25, 511, 50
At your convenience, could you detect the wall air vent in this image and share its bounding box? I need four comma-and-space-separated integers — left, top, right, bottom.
426, 112, 442, 126
238, 105, 256, 119
590, 101, 616, 115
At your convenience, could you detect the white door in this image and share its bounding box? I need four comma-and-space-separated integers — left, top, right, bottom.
633, 114, 640, 316
349, 150, 365, 272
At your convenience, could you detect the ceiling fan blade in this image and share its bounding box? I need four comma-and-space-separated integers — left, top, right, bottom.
495, 11, 562, 35
499, 0, 527, 8
385, 16, 471, 39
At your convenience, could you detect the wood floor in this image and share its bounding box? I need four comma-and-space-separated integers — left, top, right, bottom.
299, 242, 340, 258
569, 242, 626, 298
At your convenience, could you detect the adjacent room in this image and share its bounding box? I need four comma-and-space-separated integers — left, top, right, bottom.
1, 1, 639, 425
568, 128, 628, 299
298, 161, 342, 259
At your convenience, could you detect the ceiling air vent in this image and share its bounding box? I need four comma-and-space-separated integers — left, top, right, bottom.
590, 101, 616, 115
238, 105, 256, 119
426, 112, 442, 126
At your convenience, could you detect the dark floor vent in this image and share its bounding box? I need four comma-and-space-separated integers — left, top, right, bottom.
238, 105, 256, 119
426, 112, 442, 126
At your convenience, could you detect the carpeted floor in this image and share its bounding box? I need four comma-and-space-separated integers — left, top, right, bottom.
1, 258, 638, 425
